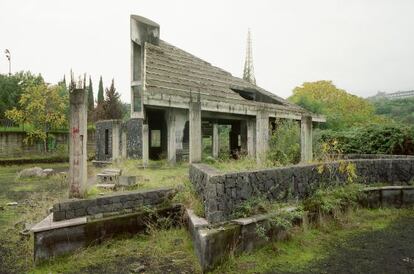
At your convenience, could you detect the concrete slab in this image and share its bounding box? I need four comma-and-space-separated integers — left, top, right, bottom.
30, 214, 87, 233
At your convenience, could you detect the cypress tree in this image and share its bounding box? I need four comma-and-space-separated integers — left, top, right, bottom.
88, 76, 94, 111
97, 76, 104, 105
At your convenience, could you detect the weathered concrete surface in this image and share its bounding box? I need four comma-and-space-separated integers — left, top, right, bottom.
186, 207, 300, 272
52, 187, 177, 221
69, 88, 88, 198
190, 157, 414, 223
300, 115, 312, 163
167, 109, 177, 163
362, 186, 414, 208
255, 111, 269, 163
189, 97, 201, 163
212, 123, 219, 158
142, 124, 149, 166
32, 204, 182, 263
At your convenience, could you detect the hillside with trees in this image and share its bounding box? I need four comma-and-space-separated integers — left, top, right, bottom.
288, 80, 414, 155
370, 97, 414, 125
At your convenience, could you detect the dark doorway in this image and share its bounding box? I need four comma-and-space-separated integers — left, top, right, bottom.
147, 109, 167, 160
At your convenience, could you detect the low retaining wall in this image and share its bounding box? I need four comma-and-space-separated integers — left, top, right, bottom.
190, 157, 414, 223
187, 185, 414, 272
32, 204, 182, 262
52, 187, 176, 221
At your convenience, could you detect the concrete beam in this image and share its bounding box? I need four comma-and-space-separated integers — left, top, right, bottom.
189, 98, 202, 163
167, 109, 177, 163
69, 88, 88, 198
301, 115, 313, 163
255, 111, 269, 163
212, 123, 219, 158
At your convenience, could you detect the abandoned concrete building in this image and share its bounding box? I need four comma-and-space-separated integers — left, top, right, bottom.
95, 15, 325, 164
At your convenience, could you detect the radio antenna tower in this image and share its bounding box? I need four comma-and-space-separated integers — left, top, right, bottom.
243, 29, 256, 85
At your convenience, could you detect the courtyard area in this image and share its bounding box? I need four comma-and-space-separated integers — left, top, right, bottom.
0, 162, 413, 273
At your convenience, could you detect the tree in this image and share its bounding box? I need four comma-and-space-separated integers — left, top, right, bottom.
5, 83, 67, 152
0, 71, 44, 119
371, 97, 414, 125
288, 81, 384, 130
88, 76, 94, 111
95, 79, 123, 120
97, 76, 104, 105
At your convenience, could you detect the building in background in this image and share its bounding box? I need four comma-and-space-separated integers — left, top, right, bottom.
95, 15, 325, 164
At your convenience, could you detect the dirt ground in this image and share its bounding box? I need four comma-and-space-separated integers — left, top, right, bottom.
272, 216, 414, 274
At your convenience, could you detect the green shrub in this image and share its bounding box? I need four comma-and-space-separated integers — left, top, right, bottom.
317, 123, 414, 155
303, 184, 364, 217
267, 119, 301, 165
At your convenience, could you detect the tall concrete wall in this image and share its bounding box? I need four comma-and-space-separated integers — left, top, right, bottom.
0, 131, 95, 159
190, 157, 414, 223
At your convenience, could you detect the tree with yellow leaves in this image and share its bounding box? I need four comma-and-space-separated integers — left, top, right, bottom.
288, 81, 386, 130
6, 83, 67, 152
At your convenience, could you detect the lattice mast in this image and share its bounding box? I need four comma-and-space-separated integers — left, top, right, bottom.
243, 29, 256, 85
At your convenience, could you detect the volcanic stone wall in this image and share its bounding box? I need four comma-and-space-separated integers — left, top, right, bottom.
190, 158, 414, 223
52, 187, 176, 221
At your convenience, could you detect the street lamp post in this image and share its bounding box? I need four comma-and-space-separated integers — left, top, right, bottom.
4, 49, 11, 76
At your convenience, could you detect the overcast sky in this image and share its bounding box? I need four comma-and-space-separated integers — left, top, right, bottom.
1, 0, 414, 102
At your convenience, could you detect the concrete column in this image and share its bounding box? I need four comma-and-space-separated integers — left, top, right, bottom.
256, 111, 269, 163
247, 119, 255, 158
212, 123, 219, 158
240, 121, 247, 154
112, 121, 120, 162
301, 115, 313, 163
142, 124, 149, 167
69, 88, 88, 198
189, 98, 202, 163
121, 130, 127, 158
167, 109, 177, 163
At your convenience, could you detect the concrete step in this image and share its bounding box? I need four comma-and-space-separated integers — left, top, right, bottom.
96, 183, 116, 190
102, 168, 122, 176
96, 173, 119, 184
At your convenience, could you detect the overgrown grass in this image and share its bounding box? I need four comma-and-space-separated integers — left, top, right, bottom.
109, 159, 189, 190
32, 228, 200, 274
213, 207, 414, 274
207, 156, 276, 172
0, 163, 69, 272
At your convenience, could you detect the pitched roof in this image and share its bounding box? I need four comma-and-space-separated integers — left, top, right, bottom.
144, 40, 303, 112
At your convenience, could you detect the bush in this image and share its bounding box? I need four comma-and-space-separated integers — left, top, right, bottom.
317, 123, 414, 155
303, 184, 364, 217
267, 119, 300, 165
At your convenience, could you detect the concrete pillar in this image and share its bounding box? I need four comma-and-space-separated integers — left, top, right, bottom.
189, 98, 202, 163
247, 119, 255, 158
240, 121, 247, 154
167, 109, 177, 163
112, 121, 120, 162
212, 123, 219, 158
69, 88, 88, 198
121, 130, 127, 158
142, 124, 149, 167
301, 115, 313, 163
256, 111, 269, 163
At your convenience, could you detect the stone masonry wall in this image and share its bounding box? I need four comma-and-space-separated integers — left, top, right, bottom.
125, 118, 143, 159
52, 187, 176, 221
190, 157, 414, 223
